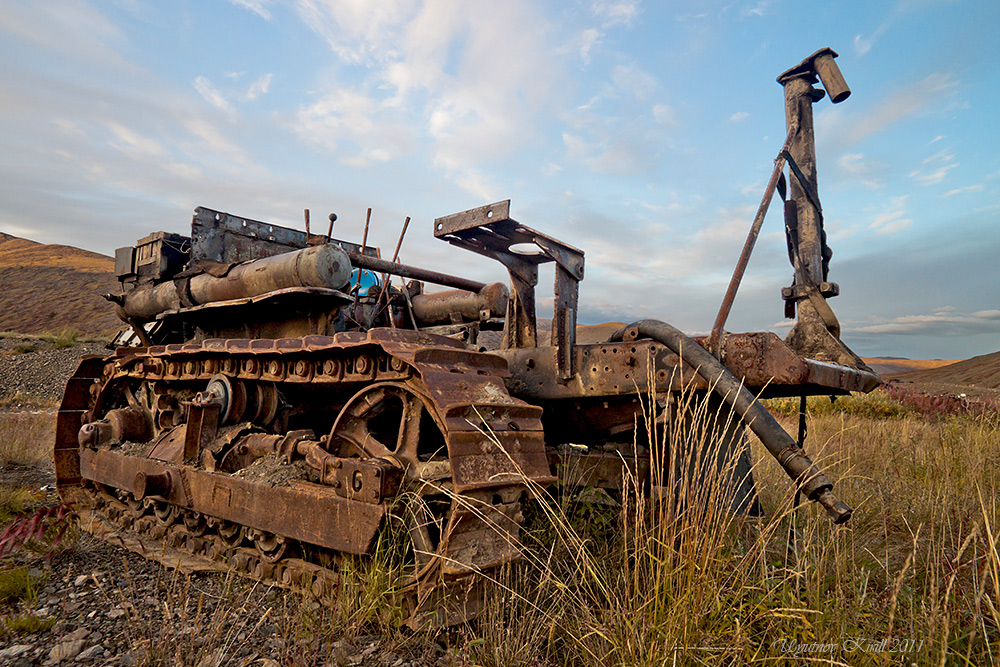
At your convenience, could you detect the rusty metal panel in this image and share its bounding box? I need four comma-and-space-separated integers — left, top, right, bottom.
447, 430, 553, 492
79, 449, 385, 555
499, 334, 845, 402
803, 359, 880, 393
442, 499, 521, 575
549, 450, 650, 490
58, 358, 104, 410
433, 200, 512, 237
698, 332, 810, 386
191, 207, 306, 263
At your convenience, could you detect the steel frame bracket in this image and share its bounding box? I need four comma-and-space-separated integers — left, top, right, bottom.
434, 200, 585, 380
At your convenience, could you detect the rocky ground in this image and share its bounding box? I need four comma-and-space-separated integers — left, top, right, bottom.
0, 338, 108, 405
0, 338, 459, 666
0, 521, 451, 666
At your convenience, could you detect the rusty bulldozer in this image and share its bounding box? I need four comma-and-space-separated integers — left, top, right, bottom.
56, 48, 876, 627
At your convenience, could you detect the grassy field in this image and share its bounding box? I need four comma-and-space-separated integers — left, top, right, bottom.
1, 389, 997, 665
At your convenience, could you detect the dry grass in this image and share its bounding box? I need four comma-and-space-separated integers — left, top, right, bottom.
0, 410, 55, 465
0, 383, 996, 664
456, 387, 1000, 666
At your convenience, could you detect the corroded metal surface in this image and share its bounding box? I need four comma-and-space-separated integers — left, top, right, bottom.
56, 330, 547, 627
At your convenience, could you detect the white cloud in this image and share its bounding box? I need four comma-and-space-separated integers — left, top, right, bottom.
817, 73, 958, 149
909, 148, 957, 186
591, 0, 640, 27
836, 152, 883, 189
578, 28, 601, 64
0, 1, 132, 73
107, 122, 166, 159
246, 73, 273, 100
180, 117, 254, 167
228, 0, 272, 21
944, 184, 984, 197
294, 87, 411, 165
869, 195, 911, 236
193, 76, 235, 115
729, 111, 749, 122
847, 309, 1000, 336
291, 0, 556, 196
741, 1, 773, 18
652, 104, 675, 125
611, 64, 658, 101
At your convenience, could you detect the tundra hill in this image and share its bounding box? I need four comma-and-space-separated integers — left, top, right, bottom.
861, 357, 962, 376
0, 231, 121, 336
885, 350, 1000, 390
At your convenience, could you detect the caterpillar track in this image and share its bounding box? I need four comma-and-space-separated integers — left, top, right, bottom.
56, 330, 553, 628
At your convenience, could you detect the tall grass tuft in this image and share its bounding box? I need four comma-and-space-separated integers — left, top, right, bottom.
0, 410, 55, 464
461, 381, 1000, 665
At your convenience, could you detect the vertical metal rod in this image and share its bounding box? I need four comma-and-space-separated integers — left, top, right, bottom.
708, 122, 798, 355
352, 207, 374, 322
390, 216, 410, 263
304, 209, 310, 237
375, 216, 413, 328
361, 208, 372, 254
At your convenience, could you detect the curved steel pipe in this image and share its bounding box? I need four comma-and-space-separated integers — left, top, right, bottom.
610, 319, 851, 524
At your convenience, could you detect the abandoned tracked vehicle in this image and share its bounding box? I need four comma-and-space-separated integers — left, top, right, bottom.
55, 48, 878, 627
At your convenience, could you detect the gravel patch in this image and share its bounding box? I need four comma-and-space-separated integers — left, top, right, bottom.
0, 531, 450, 666
0, 338, 109, 405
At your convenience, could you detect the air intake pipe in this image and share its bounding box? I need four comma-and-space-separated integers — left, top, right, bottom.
609, 319, 852, 524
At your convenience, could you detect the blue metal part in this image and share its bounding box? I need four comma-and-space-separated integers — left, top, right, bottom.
349, 268, 381, 297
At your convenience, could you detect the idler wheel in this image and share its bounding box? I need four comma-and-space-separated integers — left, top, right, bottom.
329, 381, 454, 584
205, 374, 246, 425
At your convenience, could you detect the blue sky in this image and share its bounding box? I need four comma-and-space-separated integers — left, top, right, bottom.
1, 0, 997, 359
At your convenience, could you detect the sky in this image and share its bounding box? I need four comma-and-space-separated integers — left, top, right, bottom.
1, 0, 997, 360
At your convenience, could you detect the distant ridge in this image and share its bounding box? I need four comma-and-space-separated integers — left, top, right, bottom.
885, 351, 1000, 390
862, 357, 962, 376
0, 232, 121, 336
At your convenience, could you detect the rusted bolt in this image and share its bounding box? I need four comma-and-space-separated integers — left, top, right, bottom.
356, 356, 373, 375
352, 470, 364, 492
